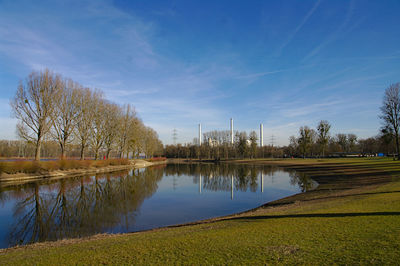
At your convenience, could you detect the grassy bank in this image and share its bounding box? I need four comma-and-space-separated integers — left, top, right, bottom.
1, 158, 399, 264
0, 158, 130, 175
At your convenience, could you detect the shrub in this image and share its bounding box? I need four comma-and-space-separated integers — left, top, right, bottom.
93, 160, 108, 168
80, 160, 93, 168
43, 161, 60, 172
19, 161, 41, 174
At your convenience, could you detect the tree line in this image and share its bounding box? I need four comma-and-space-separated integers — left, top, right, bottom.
164, 121, 396, 159
10, 69, 162, 161
287, 120, 394, 158
165, 83, 400, 159
165, 130, 260, 159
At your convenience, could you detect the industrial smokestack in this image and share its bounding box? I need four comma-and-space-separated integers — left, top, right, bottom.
230, 118, 234, 145
198, 123, 202, 146
260, 124, 263, 147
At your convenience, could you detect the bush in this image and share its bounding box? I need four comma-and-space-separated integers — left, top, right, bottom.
43, 161, 60, 172
93, 160, 108, 168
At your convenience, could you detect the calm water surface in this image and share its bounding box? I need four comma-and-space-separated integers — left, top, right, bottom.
0, 163, 316, 248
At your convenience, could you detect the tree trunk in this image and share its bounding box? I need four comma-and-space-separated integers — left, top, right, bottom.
60, 143, 66, 159
80, 145, 85, 160
35, 139, 41, 161
396, 131, 400, 160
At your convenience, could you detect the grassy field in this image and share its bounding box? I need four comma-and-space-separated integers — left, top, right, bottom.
0, 157, 399, 265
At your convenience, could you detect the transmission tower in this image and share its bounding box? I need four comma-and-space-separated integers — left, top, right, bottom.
172, 128, 178, 145
270, 135, 275, 147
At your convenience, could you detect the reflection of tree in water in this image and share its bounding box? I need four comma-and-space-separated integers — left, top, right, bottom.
288, 171, 316, 192
165, 163, 287, 192
164, 164, 315, 194
1, 164, 315, 247
5, 168, 163, 247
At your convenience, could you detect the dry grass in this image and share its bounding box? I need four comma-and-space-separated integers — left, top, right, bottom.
0, 159, 130, 175
146, 157, 167, 162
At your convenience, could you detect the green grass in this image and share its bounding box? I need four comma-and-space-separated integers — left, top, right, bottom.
1, 158, 400, 265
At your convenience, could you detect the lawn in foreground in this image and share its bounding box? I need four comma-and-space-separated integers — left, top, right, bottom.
1, 164, 399, 265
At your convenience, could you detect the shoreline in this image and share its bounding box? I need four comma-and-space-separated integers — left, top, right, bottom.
0, 157, 396, 253
0, 159, 166, 187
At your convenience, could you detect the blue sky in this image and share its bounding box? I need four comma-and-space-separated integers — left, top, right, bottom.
0, 0, 399, 145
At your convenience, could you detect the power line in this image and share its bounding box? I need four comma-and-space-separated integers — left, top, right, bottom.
172, 128, 178, 145
270, 135, 275, 147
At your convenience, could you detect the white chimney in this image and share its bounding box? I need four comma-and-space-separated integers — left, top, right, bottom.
230, 118, 234, 144
260, 124, 264, 147
199, 123, 202, 146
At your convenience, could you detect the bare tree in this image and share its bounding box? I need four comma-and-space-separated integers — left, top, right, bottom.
103, 102, 121, 159
288, 135, 298, 156
236, 131, 248, 158
51, 79, 80, 159
75, 88, 96, 160
249, 131, 258, 158
11, 69, 62, 160
336, 133, 348, 153
380, 83, 400, 159
347, 133, 357, 153
298, 126, 315, 158
117, 104, 135, 158
142, 127, 159, 158
128, 117, 145, 159
317, 120, 331, 157
90, 95, 107, 160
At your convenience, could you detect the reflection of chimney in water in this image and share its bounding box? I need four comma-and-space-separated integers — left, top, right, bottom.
199, 174, 202, 194
261, 172, 264, 193
231, 174, 234, 200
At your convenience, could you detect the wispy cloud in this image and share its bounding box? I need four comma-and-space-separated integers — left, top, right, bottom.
276, 0, 321, 56
0, 0, 398, 145
302, 0, 356, 62
235, 69, 288, 80
280, 100, 345, 118
0, 0, 158, 80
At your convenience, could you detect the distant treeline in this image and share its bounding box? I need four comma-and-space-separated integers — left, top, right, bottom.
163, 121, 394, 159
287, 121, 393, 158
9, 69, 162, 160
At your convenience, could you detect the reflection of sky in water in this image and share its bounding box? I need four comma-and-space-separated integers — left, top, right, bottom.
134, 172, 301, 231
0, 164, 315, 248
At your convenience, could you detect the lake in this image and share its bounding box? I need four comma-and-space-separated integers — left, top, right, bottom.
0, 163, 316, 249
